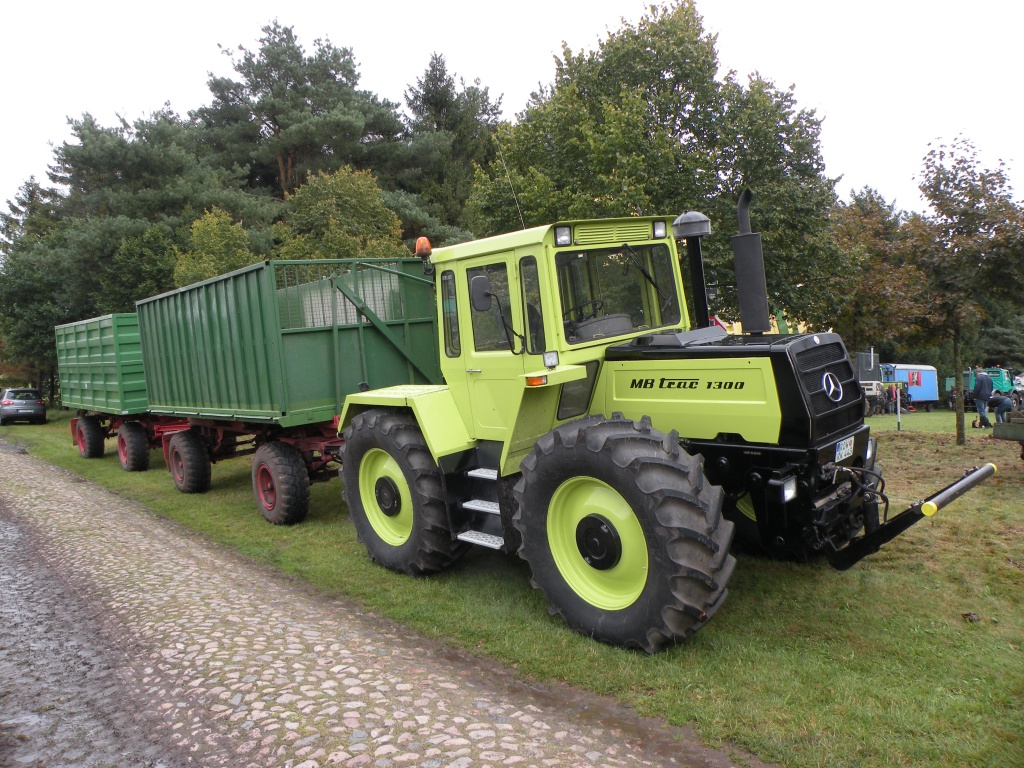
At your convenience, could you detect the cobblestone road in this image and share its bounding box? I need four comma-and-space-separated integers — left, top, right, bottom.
0, 440, 764, 768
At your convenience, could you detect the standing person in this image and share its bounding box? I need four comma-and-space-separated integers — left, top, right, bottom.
990, 391, 1013, 424
887, 383, 898, 414
973, 365, 994, 428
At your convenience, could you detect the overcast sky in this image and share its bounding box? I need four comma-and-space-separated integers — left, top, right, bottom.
3, 0, 1020, 219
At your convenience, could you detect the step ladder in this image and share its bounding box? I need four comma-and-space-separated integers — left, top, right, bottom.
456, 467, 504, 549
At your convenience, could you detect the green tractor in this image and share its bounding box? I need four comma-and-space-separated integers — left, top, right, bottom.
338, 191, 994, 653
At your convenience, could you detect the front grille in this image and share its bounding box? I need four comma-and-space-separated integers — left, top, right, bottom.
794, 341, 861, 442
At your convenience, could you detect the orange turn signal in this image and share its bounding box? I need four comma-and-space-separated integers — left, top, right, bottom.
525, 375, 548, 387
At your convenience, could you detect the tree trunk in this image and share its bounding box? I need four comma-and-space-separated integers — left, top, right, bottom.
953, 327, 965, 446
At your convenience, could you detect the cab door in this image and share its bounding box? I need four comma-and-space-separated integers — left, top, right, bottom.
460, 254, 529, 442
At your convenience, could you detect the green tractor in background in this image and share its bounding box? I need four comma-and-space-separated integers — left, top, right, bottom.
338, 191, 994, 653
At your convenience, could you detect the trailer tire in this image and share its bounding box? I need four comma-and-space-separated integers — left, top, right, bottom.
76, 415, 105, 459
252, 442, 310, 525
341, 409, 467, 575
168, 431, 211, 493
513, 413, 735, 653
117, 422, 151, 472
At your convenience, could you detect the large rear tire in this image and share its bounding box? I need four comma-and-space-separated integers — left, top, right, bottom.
117, 422, 151, 472
340, 409, 466, 575
76, 415, 105, 459
167, 431, 211, 493
513, 413, 734, 653
252, 442, 310, 525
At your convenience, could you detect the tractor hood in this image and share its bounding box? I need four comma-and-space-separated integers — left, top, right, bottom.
603, 327, 864, 448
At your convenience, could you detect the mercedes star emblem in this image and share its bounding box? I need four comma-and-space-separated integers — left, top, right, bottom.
822, 372, 844, 403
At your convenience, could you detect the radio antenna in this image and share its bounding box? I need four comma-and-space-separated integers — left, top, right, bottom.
496, 137, 526, 230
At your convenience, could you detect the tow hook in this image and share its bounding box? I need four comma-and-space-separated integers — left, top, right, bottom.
825, 463, 997, 571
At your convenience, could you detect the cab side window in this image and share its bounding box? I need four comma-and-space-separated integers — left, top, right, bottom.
441, 270, 460, 357
520, 256, 545, 354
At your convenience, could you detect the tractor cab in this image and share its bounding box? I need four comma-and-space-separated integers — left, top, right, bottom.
423, 218, 690, 455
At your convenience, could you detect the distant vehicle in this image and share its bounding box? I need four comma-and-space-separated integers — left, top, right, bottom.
945, 368, 1021, 410
860, 381, 886, 416
0, 387, 47, 425
881, 364, 939, 411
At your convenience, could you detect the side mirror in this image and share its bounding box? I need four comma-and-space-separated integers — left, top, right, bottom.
470, 275, 493, 311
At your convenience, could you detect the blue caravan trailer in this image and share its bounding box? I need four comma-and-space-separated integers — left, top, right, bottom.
882, 364, 939, 411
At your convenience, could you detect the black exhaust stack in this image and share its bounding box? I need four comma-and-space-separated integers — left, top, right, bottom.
731, 189, 771, 335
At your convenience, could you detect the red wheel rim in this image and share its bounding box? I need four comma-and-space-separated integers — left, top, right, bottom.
171, 448, 184, 483
118, 435, 128, 465
256, 464, 276, 510
77, 426, 86, 452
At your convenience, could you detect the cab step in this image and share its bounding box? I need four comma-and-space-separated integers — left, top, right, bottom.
457, 530, 504, 549
462, 498, 500, 515
466, 467, 498, 480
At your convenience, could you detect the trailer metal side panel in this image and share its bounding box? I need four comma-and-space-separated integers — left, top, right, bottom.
54, 313, 149, 414
136, 259, 440, 427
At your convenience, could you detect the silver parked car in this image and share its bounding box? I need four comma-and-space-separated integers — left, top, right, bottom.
0, 388, 47, 425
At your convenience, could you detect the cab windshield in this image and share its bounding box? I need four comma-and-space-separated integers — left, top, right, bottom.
555, 243, 681, 343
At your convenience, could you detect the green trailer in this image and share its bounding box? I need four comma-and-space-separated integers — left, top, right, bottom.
55, 313, 148, 415
136, 259, 438, 425
132, 258, 439, 523
55, 313, 191, 470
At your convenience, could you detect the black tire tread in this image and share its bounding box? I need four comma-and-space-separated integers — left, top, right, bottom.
513, 413, 734, 653
252, 441, 311, 525
168, 431, 211, 494
340, 409, 466, 575
77, 416, 105, 459
118, 422, 151, 472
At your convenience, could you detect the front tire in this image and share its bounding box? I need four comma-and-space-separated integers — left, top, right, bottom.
117, 422, 151, 472
167, 430, 211, 493
252, 441, 310, 525
340, 409, 466, 575
76, 415, 105, 458
513, 413, 735, 653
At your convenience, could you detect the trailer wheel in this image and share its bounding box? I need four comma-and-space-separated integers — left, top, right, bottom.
167, 431, 211, 493
252, 442, 310, 525
117, 422, 151, 472
341, 409, 466, 575
513, 413, 735, 653
76, 415, 105, 459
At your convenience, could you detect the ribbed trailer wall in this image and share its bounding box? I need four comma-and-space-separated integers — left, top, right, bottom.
54, 313, 149, 414
135, 259, 440, 428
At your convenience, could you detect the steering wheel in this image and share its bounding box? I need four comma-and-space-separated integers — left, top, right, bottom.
563, 300, 604, 322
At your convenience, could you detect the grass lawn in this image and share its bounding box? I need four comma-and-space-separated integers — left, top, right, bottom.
2, 408, 1021, 768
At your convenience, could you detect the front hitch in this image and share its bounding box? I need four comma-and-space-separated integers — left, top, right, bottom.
825, 463, 997, 571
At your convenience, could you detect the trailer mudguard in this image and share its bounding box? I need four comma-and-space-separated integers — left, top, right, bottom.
338, 385, 475, 462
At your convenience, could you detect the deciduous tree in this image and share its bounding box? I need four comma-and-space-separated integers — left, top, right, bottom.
466, 0, 845, 327
174, 208, 256, 287
273, 168, 408, 261
910, 137, 1024, 444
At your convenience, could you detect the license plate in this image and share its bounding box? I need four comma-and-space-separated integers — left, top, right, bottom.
17, 409, 32, 414
835, 437, 855, 462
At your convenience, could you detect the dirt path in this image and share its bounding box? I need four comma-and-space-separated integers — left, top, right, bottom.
0, 440, 769, 768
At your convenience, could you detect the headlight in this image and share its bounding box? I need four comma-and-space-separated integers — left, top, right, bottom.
781, 476, 798, 503
865, 437, 876, 467
555, 226, 572, 246
653, 221, 667, 239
